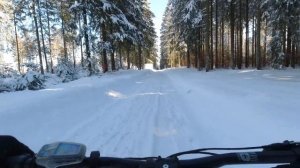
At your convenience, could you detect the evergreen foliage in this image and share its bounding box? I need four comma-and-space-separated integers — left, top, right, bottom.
160, 0, 300, 70
1, 0, 157, 76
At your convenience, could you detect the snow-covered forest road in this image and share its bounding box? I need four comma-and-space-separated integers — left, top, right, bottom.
1, 69, 300, 159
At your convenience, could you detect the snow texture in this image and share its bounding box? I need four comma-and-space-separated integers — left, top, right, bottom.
1, 69, 300, 167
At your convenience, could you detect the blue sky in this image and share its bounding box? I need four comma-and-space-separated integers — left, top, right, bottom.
149, 0, 168, 47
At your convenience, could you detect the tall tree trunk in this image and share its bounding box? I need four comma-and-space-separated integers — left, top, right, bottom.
263, 19, 267, 67
72, 41, 76, 68
221, 8, 225, 68
215, 0, 219, 68
210, 0, 214, 69
235, 26, 239, 67
206, 0, 211, 72
61, 16, 67, 59
83, 0, 92, 75
60, 3, 67, 59
197, 46, 201, 70
202, 28, 205, 68
46, 0, 53, 73
256, 5, 262, 70
38, 0, 49, 72
296, 45, 299, 66
245, 0, 249, 68
110, 26, 116, 71
127, 45, 131, 69
238, 0, 242, 69
101, 23, 108, 73
200, 27, 205, 68
134, 46, 138, 67
187, 43, 191, 68
14, 13, 21, 72
193, 44, 198, 69
282, 25, 286, 62
119, 47, 123, 69
194, 43, 198, 68
291, 42, 295, 68
178, 54, 181, 67
252, 16, 256, 67
138, 44, 142, 70
286, 26, 292, 67
111, 48, 116, 71
78, 14, 84, 67
32, 0, 44, 74
198, 29, 201, 71
230, 0, 235, 69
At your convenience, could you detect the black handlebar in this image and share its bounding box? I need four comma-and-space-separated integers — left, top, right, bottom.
80, 151, 300, 168
179, 151, 299, 168
6, 142, 300, 168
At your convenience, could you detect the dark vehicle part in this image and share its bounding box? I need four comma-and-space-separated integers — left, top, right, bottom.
6, 141, 300, 168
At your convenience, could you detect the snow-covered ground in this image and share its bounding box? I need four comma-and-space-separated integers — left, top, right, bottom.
1, 68, 300, 167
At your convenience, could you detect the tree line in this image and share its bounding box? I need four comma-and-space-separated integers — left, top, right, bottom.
0, 0, 157, 75
160, 0, 300, 71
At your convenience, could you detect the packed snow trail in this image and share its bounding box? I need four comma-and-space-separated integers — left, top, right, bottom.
1, 69, 300, 163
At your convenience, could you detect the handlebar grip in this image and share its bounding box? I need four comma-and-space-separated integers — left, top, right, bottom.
6, 154, 37, 168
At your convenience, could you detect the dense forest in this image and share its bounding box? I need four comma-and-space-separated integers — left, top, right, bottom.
160, 0, 300, 71
0, 0, 157, 76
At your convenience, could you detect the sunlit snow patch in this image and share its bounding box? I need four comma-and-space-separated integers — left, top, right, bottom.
106, 90, 127, 99
145, 63, 154, 70
238, 70, 257, 73
41, 88, 64, 92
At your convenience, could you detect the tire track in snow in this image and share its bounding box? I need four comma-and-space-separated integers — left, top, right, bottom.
121, 70, 201, 157
60, 71, 157, 156
125, 71, 200, 157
